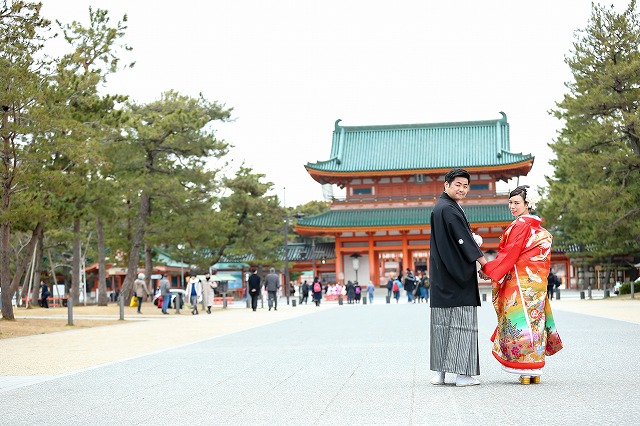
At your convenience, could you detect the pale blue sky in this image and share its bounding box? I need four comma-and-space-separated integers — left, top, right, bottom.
42, 0, 632, 207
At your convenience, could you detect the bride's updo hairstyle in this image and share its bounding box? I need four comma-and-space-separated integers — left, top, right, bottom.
509, 185, 538, 213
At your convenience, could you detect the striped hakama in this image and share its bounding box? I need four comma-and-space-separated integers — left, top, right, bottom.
430, 306, 480, 376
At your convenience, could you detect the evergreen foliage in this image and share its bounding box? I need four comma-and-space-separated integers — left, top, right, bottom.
113, 90, 232, 300
541, 0, 640, 261
1, 1, 53, 319
0, 3, 323, 316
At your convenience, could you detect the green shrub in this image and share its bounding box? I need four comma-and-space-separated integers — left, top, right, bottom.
619, 281, 638, 295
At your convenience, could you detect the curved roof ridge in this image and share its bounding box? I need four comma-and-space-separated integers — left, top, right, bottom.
305, 112, 532, 178
334, 112, 508, 132
296, 204, 514, 228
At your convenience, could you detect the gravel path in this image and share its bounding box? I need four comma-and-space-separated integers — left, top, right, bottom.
0, 302, 336, 376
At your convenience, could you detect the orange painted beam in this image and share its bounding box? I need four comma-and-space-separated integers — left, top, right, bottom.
305, 160, 533, 181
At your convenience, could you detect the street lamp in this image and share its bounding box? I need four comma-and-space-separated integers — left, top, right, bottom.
311, 238, 316, 278
350, 253, 361, 282
284, 216, 289, 305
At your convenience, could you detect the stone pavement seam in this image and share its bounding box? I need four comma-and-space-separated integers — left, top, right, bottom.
314, 356, 365, 425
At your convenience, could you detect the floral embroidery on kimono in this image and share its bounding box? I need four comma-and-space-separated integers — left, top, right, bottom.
483, 215, 563, 370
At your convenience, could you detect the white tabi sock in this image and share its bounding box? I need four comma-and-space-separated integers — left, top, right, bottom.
455, 374, 480, 387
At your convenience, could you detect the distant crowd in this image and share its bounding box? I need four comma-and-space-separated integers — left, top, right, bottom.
384, 268, 430, 303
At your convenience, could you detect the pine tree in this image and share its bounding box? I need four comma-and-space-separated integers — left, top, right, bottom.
542, 0, 640, 262
114, 91, 232, 301
0, 1, 52, 319
51, 7, 132, 305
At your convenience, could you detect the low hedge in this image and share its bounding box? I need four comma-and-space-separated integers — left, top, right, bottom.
619, 281, 638, 295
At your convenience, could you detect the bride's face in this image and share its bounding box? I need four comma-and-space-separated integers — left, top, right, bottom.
508, 194, 528, 217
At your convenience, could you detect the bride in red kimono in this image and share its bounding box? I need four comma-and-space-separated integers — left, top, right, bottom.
481, 186, 563, 384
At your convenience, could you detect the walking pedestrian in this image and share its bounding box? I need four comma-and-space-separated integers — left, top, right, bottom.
264, 268, 280, 311
547, 270, 559, 300
159, 274, 171, 314
481, 185, 563, 385
354, 281, 362, 303
185, 275, 202, 315
202, 273, 217, 314
346, 280, 355, 304
40, 280, 50, 308
367, 280, 375, 304
290, 282, 296, 299
414, 271, 424, 303
312, 276, 323, 306
133, 273, 149, 314
421, 272, 430, 302
248, 268, 261, 311
386, 275, 393, 298
429, 168, 487, 387
404, 268, 416, 303
392, 276, 401, 303
301, 281, 309, 304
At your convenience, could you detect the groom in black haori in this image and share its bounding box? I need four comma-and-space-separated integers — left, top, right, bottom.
429, 168, 487, 387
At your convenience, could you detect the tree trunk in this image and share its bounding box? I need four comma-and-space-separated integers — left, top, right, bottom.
10, 223, 44, 297
72, 217, 81, 304
120, 192, 150, 302
0, 223, 12, 320
20, 262, 30, 305
1, 108, 12, 319
2, 222, 44, 318
96, 215, 108, 306
47, 248, 61, 301
144, 243, 153, 296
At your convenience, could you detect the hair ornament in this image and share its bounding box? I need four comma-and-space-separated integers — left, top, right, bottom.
526, 188, 541, 210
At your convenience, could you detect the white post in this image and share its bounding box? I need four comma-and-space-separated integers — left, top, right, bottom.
80, 233, 92, 306
81, 258, 87, 306
25, 245, 37, 307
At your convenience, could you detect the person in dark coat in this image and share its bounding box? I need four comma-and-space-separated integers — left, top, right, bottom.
547, 271, 555, 300
421, 272, 431, 302
403, 268, 416, 303
346, 280, 355, 304
414, 271, 425, 303
301, 281, 309, 304
40, 280, 50, 308
354, 281, 362, 303
547, 269, 561, 300
312, 276, 323, 306
429, 168, 487, 387
247, 268, 261, 311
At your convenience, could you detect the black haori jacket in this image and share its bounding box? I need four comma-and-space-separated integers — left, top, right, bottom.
429, 192, 482, 308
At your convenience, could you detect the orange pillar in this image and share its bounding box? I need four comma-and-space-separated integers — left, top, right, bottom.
368, 232, 376, 285
402, 231, 409, 271
335, 235, 343, 284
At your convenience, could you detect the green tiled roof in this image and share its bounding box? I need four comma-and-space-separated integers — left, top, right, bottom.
283, 242, 335, 261
220, 243, 335, 262
305, 112, 533, 173
153, 249, 190, 268
213, 262, 251, 269
296, 205, 514, 228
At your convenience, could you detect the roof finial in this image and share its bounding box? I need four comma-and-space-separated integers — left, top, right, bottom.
334, 119, 342, 132
499, 111, 507, 122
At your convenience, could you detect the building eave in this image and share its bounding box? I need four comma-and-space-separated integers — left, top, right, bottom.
305, 158, 534, 184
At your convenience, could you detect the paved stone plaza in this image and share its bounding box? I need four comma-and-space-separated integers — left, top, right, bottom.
1, 291, 639, 425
